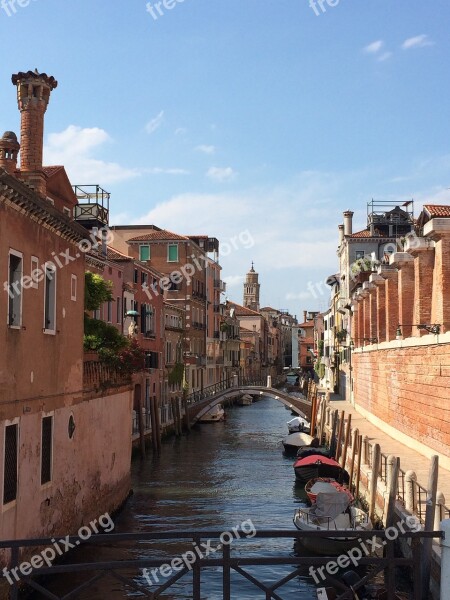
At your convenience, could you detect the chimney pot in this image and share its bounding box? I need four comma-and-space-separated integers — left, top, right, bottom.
343, 210, 354, 237
11, 70, 58, 196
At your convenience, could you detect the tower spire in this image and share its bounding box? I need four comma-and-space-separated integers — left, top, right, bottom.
243, 263, 260, 311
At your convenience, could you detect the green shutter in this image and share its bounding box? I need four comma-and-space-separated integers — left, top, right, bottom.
168, 245, 178, 262
140, 245, 150, 261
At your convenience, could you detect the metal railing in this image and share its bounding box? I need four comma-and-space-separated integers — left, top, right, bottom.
0, 529, 438, 600
185, 379, 233, 406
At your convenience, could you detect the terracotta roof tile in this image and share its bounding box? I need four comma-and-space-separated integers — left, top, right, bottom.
228, 301, 261, 317
350, 229, 372, 238
107, 247, 130, 261
42, 166, 65, 178
128, 230, 190, 242
424, 204, 450, 218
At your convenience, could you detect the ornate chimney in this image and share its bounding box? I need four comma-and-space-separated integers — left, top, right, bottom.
11, 69, 58, 196
0, 131, 20, 175
343, 210, 354, 237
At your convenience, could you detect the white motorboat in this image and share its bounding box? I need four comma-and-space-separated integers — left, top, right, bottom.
282, 431, 313, 455
198, 404, 226, 423
287, 416, 310, 433
237, 394, 253, 406
293, 491, 372, 555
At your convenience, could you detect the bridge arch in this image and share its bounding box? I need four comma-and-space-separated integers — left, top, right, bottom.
190, 386, 311, 424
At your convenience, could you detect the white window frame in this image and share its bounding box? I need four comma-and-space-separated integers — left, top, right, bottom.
7, 249, 23, 329
63, 207, 71, 218
167, 244, 179, 263
43, 262, 57, 335
71, 274, 77, 301
31, 256, 39, 290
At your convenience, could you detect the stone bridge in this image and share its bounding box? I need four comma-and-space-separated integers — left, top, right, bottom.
186, 382, 311, 425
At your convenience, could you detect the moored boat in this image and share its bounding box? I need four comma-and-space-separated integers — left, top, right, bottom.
293, 491, 372, 554
287, 416, 310, 433
282, 432, 314, 455
305, 477, 354, 504
237, 394, 253, 406
293, 454, 350, 484
198, 404, 226, 423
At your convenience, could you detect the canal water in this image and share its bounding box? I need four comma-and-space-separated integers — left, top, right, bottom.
33, 397, 321, 598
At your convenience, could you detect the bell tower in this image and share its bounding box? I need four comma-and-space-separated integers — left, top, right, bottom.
243, 262, 260, 311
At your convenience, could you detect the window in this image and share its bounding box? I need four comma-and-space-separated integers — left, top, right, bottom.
71, 275, 77, 301
140, 245, 150, 261
168, 244, 178, 262
141, 303, 154, 335
31, 256, 39, 290
141, 272, 148, 286
355, 251, 365, 260
41, 416, 53, 485
44, 264, 56, 332
145, 351, 159, 369
8, 251, 23, 327
116, 297, 121, 323
107, 300, 112, 323
63, 207, 71, 218
3, 424, 18, 504
134, 269, 138, 284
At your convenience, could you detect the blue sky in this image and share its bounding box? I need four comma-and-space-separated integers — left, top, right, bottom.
1, 0, 450, 316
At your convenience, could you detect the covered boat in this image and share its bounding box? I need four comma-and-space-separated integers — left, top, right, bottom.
237, 394, 253, 406
305, 477, 354, 504
198, 404, 226, 423
287, 416, 310, 433
282, 432, 313, 455
293, 491, 372, 554
293, 454, 349, 484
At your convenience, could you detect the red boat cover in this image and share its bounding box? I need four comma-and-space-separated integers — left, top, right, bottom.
293, 455, 341, 469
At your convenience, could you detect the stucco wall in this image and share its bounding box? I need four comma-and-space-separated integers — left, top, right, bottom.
0, 389, 132, 541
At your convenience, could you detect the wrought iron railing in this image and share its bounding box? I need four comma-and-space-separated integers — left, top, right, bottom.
0, 529, 438, 600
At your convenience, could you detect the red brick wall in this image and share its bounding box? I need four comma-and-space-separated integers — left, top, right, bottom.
353, 344, 450, 457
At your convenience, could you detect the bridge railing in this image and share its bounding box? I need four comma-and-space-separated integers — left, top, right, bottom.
185, 375, 287, 408
185, 378, 232, 406
0, 528, 437, 600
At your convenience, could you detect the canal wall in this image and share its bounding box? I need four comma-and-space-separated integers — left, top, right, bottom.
352, 337, 450, 469
321, 399, 446, 600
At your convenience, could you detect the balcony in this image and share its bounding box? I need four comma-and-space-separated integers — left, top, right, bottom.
73, 184, 110, 228
83, 359, 131, 392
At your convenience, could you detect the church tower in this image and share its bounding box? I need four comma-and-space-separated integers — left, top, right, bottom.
243, 263, 260, 311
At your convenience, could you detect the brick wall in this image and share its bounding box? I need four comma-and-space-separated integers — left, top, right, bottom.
353, 344, 450, 457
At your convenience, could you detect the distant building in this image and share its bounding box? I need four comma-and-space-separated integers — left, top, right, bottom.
243, 262, 260, 311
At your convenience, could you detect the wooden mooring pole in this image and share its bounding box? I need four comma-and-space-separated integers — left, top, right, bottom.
340, 413, 352, 470
349, 427, 359, 490
369, 443, 381, 522
355, 434, 362, 499
335, 410, 345, 462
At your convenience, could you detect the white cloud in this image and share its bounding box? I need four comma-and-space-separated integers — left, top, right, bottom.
286, 291, 314, 301
402, 34, 434, 50
206, 166, 237, 182
196, 145, 216, 155
144, 167, 190, 175
224, 275, 245, 288
377, 52, 392, 62
175, 127, 187, 136
145, 110, 164, 134
364, 40, 384, 54
44, 125, 140, 184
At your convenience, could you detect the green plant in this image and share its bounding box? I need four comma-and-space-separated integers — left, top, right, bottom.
336, 329, 348, 342
220, 322, 230, 332
168, 362, 184, 386
100, 339, 146, 375
83, 318, 128, 352
350, 257, 374, 277
84, 272, 113, 312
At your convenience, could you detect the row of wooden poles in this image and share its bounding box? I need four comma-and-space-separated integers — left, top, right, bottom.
136, 395, 191, 458
315, 398, 441, 599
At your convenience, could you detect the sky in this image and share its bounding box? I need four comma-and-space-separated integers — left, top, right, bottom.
1, 0, 450, 316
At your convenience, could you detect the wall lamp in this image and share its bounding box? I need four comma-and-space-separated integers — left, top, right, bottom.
397, 324, 441, 338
